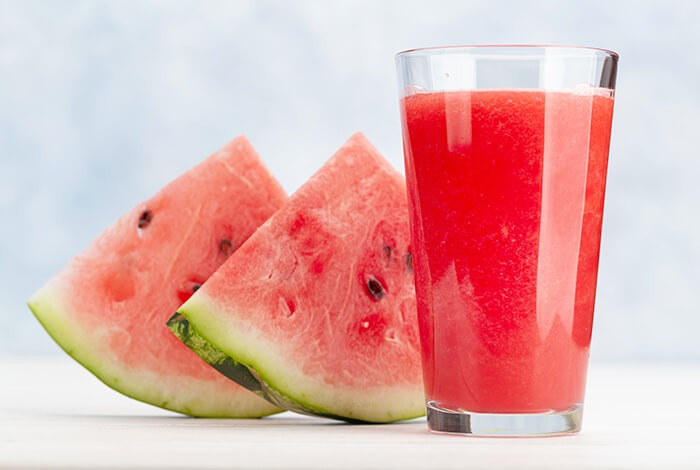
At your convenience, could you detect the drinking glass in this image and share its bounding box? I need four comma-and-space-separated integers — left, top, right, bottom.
396, 45, 618, 436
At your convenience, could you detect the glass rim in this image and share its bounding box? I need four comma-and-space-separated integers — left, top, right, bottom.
395, 44, 619, 61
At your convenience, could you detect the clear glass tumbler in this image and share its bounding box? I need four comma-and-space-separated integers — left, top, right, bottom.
396, 45, 618, 436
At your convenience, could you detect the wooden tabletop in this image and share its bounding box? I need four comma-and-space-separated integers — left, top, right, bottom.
1, 358, 699, 469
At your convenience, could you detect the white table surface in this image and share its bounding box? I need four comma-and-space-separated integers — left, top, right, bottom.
1, 357, 699, 469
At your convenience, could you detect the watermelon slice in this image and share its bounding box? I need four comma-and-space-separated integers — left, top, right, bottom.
171, 133, 424, 423
28, 137, 286, 417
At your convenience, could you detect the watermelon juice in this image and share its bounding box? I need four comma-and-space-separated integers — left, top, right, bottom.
401, 89, 614, 414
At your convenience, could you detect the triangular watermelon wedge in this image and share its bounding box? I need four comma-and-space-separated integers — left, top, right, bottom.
170, 133, 424, 423
28, 137, 285, 417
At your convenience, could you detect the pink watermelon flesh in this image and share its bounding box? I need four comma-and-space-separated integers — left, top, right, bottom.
28, 136, 286, 417
173, 133, 424, 423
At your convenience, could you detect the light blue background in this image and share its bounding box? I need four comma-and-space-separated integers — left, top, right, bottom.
1, 0, 698, 360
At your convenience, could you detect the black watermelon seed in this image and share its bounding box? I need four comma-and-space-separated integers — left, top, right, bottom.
405, 252, 413, 273
366, 276, 386, 301
192, 283, 201, 293
219, 239, 233, 256
382, 244, 392, 260
138, 210, 153, 229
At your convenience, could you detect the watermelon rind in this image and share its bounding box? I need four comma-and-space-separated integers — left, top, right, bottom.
167, 312, 365, 422
175, 295, 425, 424
28, 286, 281, 418
167, 313, 266, 397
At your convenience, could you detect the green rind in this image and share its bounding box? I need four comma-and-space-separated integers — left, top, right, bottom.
166, 312, 361, 422
28, 285, 282, 418
176, 298, 425, 424
167, 313, 264, 394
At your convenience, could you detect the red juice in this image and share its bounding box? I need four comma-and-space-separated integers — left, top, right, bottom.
401, 89, 614, 413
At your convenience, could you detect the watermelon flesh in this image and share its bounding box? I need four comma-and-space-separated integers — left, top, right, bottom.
172, 133, 424, 423
28, 137, 286, 417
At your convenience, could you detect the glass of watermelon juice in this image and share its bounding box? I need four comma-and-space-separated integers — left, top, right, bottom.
396, 45, 618, 436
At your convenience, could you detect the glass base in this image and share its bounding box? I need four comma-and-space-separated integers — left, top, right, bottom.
426, 401, 583, 437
